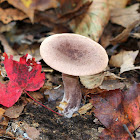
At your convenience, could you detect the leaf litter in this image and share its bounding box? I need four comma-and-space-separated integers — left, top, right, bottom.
0, 0, 140, 139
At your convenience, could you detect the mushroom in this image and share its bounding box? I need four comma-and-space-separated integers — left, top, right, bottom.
40, 33, 108, 118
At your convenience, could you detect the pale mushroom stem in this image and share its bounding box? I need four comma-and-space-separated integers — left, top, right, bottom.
59, 73, 82, 118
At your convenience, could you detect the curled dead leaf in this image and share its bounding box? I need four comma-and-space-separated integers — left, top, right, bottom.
110, 20, 140, 45
0, 8, 27, 24
109, 50, 140, 73
111, 3, 140, 28
4, 104, 26, 119
80, 71, 124, 89
108, 0, 129, 10
69, 0, 109, 42
7, 0, 58, 22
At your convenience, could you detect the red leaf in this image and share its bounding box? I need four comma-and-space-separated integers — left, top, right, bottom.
123, 83, 140, 129
0, 81, 22, 107
90, 83, 140, 139
0, 53, 45, 107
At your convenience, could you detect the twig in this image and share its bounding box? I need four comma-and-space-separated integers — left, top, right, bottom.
123, 124, 135, 140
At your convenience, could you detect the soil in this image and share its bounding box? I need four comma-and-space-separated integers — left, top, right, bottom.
18, 103, 101, 140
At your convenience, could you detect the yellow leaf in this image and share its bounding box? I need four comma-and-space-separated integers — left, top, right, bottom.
21, 0, 32, 8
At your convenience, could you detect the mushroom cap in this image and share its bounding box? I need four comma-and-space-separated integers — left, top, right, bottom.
40, 33, 108, 76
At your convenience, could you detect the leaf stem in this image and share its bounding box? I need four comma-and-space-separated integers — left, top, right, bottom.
24, 90, 62, 116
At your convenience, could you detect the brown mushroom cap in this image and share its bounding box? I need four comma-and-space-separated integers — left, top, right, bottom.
40, 33, 108, 76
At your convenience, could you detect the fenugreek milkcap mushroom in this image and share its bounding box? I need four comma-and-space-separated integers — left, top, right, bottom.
40, 33, 108, 118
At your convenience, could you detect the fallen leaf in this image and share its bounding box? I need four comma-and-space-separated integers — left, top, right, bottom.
130, 33, 140, 39
0, 8, 27, 24
69, 0, 109, 42
0, 108, 9, 127
73, 103, 93, 117
135, 127, 140, 139
7, 0, 58, 22
29, 92, 44, 102
0, 81, 23, 108
0, 108, 5, 120
109, 50, 140, 73
80, 72, 105, 89
4, 104, 26, 118
24, 123, 40, 139
111, 3, 140, 28
90, 83, 140, 139
99, 80, 125, 90
0, 22, 16, 33
0, 53, 45, 107
108, 0, 129, 10
110, 20, 140, 45
80, 71, 124, 89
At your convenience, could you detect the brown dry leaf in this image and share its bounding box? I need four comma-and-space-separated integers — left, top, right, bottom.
24, 123, 40, 140
110, 20, 140, 45
69, 0, 109, 42
111, 3, 140, 28
56, 0, 91, 18
29, 92, 44, 101
80, 72, 105, 89
0, 108, 5, 116
4, 104, 26, 118
7, 0, 58, 22
34, 0, 92, 29
0, 22, 16, 33
131, 33, 140, 39
73, 103, 93, 117
0, 0, 5, 3
99, 80, 125, 90
0, 108, 9, 127
108, 0, 129, 10
0, 8, 27, 24
0, 108, 5, 122
80, 71, 123, 89
109, 50, 140, 73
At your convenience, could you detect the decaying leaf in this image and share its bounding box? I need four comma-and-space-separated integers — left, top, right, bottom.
0, 8, 27, 24
69, 0, 109, 42
6, 0, 58, 22
0, 108, 9, 128
108, 0, 129, 10
24, 123, 40, 140
110, 20, 140, 45
90, 83, 140, 139
0, 22, 16, 33
99, 80, 125, 90
80, 71, 124, 89
4, 103, 26, 119
130, 33, 140, 39
73, 103, 93, 117
109, 50, 140, 73
111, 3, 140, 28
80, 72, 105, 89
0, 108, 5, 120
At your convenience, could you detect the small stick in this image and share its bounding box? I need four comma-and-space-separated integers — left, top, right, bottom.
123, 124, 135, 140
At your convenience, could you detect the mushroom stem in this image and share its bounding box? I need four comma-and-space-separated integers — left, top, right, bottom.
59, 73, 82, 118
